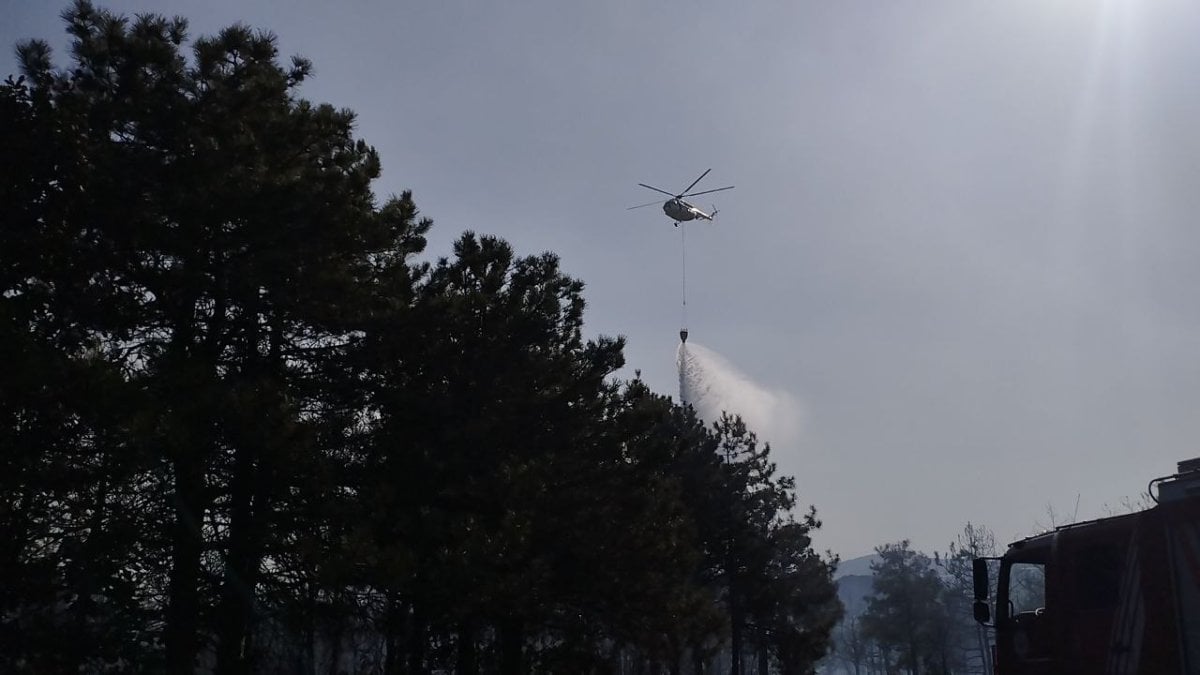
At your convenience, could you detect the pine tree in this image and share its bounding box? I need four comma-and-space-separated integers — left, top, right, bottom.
750, 514, 843, 675
3, 3, 430, 669
860, 541, 949, 675
357, 232, 631, 672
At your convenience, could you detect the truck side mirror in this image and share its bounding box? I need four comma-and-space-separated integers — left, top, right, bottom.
973, 558, 989, 600
973, 599, 991, 624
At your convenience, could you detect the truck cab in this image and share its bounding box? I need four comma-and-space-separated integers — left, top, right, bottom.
975, 460, 1200, 674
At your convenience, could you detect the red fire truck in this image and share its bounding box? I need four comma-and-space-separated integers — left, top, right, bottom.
973, 459, 1200, 674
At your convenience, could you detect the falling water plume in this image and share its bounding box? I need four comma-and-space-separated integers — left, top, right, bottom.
677, 341, 803, 452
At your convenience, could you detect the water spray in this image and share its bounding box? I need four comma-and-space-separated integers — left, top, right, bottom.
677, 341, 803, 450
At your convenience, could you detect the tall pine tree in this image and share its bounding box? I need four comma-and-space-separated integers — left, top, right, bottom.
3, 3, 429, 670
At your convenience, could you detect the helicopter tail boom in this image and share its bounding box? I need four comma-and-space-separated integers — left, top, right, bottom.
691, 202, 716, 221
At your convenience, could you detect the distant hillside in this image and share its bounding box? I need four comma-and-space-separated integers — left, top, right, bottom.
835, 574, 873, 619
833, 553, 879, 579
833, 554, 878, 622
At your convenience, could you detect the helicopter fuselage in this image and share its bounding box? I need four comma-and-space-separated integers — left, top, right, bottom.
663, 198, 712, 223
630, 169, 731, 225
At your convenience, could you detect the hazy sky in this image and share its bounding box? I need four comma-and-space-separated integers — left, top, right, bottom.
7, 0, 1200, 558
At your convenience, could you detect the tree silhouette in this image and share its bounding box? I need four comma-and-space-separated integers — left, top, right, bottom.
1, 4, 840, 672
860, 541, 950, 675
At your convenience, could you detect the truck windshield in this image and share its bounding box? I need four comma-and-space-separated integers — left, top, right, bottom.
1006, 562, 1046, 615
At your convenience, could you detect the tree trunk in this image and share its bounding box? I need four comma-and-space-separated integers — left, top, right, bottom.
456, 620, 477, 675
729, 594, 743, 675
215, 436, 262, 675
327, 618, 344, 675
498, 617, 523, 675
166, 273, 218, 674
906, 624, 920, 675
165, 456, 205, 674
216, 307, 276, 675
302, 585, 315, 675
407, 604, 426, 675
382, 594, 404, 675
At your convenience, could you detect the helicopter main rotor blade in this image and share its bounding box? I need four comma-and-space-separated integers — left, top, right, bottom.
626, 199, 663, 210
681, 169, 712, 196
638, 183, 676, 197
683, 185, 734, 198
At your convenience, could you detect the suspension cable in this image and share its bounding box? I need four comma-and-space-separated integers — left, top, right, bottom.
681, 225, 687, 329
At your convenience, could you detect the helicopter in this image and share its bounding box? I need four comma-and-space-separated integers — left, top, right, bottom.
628, 169, 734, 226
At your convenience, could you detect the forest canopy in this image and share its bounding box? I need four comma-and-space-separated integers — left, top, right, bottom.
0, 3, 840, 673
